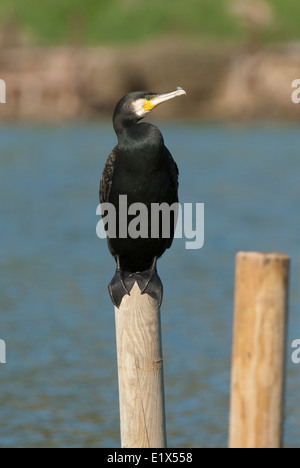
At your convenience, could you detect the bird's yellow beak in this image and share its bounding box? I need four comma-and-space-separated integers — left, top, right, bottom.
143, 87, 186, 112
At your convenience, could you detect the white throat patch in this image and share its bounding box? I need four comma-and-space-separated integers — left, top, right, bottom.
132, 98, 149, 118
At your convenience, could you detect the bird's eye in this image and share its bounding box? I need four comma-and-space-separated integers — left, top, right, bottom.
146, 96, 151, 101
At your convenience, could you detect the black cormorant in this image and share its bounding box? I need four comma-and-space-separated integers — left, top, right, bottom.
100, 87, 186, 307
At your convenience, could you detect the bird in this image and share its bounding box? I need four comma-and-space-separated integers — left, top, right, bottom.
100, 87, 186, 308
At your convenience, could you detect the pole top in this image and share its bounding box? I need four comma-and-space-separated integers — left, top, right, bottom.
236, 251, 290, 262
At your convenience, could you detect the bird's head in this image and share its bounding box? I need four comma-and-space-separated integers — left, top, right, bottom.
113, 87, 186, 131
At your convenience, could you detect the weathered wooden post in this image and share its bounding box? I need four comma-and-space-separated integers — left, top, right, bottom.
229, 251, 290, 449
115, 283, 167, 448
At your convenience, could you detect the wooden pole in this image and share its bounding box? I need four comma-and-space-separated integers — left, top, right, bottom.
229, 251, 290, 449
115, 282, 167, 448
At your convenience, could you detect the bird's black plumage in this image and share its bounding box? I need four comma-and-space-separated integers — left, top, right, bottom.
100, 89, 185, 307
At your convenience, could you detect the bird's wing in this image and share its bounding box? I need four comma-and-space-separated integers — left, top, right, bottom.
99, 148, 116, 204
166, 147, 179, 203
165, 147, 179, 249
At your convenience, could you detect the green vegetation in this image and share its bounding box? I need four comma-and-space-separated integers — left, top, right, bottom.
0, 0, 299, 46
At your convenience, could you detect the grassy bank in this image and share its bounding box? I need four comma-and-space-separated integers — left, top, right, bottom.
0, 0, 300, 46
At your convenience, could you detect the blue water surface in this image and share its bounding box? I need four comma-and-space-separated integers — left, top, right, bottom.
0, 123, 299, 448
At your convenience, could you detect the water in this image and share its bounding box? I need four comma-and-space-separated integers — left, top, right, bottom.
0, 123, 299, 448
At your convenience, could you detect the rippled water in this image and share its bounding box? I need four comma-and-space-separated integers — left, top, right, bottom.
0, 123, 299, 448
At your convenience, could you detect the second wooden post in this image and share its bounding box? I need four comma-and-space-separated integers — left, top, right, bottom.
229, 251, 290, 448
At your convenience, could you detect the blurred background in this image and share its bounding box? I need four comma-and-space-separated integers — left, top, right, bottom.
0, 0, 300, 121
0, 0, 300, 448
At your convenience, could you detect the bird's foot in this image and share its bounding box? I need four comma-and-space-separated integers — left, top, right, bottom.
134, 269, 163, 307
108, 270, 132, 308
108, 268, 163, 308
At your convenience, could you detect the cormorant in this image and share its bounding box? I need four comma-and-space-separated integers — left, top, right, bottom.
100, 87, 186, 307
